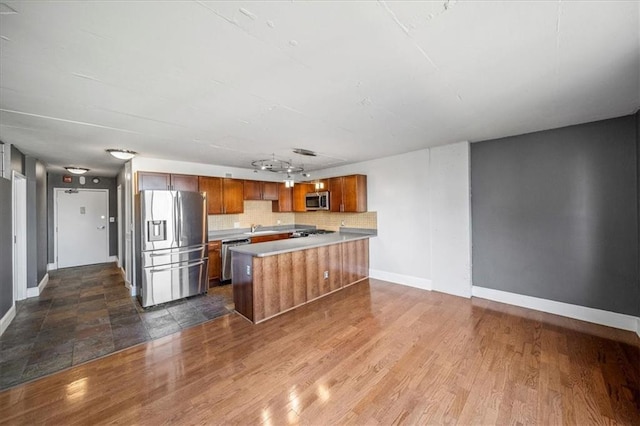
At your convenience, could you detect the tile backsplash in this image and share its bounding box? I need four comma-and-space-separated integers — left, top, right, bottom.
208, 201, 295, 231
208, 200, 377, 231
294, 210, 377, 232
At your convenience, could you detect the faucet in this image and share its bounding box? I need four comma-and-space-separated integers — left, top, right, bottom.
251, 224, 262, 233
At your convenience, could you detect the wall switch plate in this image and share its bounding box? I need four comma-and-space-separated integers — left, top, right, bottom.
324, 271, 329, 279
277, 219, 281, 225
109, 217, 115, 223
234, 222, 240, 228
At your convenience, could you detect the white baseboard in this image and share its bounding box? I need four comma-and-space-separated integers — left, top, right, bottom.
472, 286, 640, 337
0, 304, 17, 337
108, 255, 117, 262
369, 269, 432, 291
47, 262, 57, 271
26, 273, 50, 298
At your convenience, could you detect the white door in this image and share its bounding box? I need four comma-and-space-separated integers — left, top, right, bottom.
12, 171, 27, 301
56, 189, 109, 268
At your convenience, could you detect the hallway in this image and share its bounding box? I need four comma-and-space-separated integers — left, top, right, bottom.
0, 263, 233, 390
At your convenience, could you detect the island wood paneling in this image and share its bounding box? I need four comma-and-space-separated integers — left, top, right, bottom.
235, 239, 369, 323
255, 253, 296, 321
305, 248, 321, 301
291, 251, 307, 306
342, 239, 368, 286
232, 252, 254, 321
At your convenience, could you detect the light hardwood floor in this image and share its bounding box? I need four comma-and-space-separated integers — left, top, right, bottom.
1, 279, 638, 424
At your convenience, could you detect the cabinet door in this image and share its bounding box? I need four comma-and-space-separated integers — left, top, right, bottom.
243, 180, 262, 200
137, 172, 170, 191
262, 182, 279, 200
342, 175, 367, 212
273, 183, 292, 212
208, 241, 222, 284
250, 233, 289, 244
328, 177, 343, 212
198, 176, 223, 214
171, 174, 199, 192
293, 183, 313, 212
223, 178, 244, 214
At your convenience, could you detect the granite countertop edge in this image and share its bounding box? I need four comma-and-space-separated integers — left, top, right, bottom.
229, 231, 375, 257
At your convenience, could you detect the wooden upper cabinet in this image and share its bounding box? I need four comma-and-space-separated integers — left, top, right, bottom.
171, 174, 199, 192
329, 175, 367, 213
137, 172, 198, 192
243, 180, 262, 200
244, 180, 279, 201
272, 183, 292, 212
293, 183, 314, 212
223, 178, 244, 214
262, 182, 279, 200
137, 172, 171, 191
328, 177, 343, 213
198, 176, 223, 214
343, 175, 367, 212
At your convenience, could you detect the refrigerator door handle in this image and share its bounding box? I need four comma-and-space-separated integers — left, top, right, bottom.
173, 193, 179, 245
177, 192, 182, 245
148, 246, 204, 257
150, 260, 205, 273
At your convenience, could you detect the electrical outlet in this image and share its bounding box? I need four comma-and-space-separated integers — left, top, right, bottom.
277, 219, 281, 225
233, 222, 240, 228
246, 265, 251, 276
323, 271, 329, 279
340, 220, 345, 227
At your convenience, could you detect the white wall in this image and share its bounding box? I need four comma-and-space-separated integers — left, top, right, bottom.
313, 149, 433, 290
429, 141, 471, 298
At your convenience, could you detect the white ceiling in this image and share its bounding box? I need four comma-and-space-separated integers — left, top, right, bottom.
0, 1, 638, 177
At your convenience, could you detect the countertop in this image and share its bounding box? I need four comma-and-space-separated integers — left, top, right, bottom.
208, 225, 315, 242
229, 231, 375, 257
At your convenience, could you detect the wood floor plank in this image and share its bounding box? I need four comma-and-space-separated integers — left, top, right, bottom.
1, 279, 638, 425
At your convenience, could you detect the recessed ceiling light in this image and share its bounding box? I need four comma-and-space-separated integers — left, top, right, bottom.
106, 148, 137, 160
0, 3, 18, 14
65, 167, 89, 175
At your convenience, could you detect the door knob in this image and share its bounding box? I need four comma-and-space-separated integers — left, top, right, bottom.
97, 225, 106, 230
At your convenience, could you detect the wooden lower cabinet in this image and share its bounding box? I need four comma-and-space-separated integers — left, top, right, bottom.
232, 238, 369, 323
208, 240, 222, 285
249, 233, 289, 244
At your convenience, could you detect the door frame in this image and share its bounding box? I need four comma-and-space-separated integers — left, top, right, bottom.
12, 171, 27, 302
117, 184, 123, 269
54, 188, 110, 269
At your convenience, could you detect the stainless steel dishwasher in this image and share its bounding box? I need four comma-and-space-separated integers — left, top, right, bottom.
221, 238, 250, 282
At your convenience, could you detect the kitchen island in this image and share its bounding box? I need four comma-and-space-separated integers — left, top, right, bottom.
230, 231, 373, 323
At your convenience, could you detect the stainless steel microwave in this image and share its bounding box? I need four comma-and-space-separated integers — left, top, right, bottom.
305, 191, 330, 211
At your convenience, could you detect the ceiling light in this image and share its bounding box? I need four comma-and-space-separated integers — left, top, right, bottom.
251, 154, 304, 175
106, 149, 137, 160
293, 148, 317, 157
65, 167, 89, 175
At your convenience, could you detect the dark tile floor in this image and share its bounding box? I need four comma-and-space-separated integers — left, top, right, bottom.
0, 262, 233, 390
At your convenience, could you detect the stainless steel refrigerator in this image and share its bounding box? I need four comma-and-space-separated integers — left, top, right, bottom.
136, 190, 208, 308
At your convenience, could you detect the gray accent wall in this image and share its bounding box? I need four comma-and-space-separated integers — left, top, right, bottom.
471, 114, 639, 316
0, 177, 13, 319
47, 173, 117, 263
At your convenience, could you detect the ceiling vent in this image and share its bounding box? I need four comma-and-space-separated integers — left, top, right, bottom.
292, 148, 317, 157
